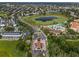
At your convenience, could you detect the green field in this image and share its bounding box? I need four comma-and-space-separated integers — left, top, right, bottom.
0, 40, 17, 56
21, 13, 68, 26
0, 11, 8, 18
0, 40, 26, 57
66, 40, 79, 47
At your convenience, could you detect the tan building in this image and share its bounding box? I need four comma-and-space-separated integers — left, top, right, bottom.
32, 32, 47, 56
70, 20, 79, 32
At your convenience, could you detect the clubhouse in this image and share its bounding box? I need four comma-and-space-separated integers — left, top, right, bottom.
43, 23, 66, 35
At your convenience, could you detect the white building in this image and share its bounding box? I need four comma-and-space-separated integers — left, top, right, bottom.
0, 17, 5, 27
0, 32, 22, 40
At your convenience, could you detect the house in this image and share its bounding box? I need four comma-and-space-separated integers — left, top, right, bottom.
11, 18, 17, 27
0, 17, 6, 27
70, 20, 79, 32
0, 17, 17, 27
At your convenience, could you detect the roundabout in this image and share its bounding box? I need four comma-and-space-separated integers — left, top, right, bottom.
22, 14, 68, 26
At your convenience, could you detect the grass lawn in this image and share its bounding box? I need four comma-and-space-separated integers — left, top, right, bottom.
0, 11, 8, 18
0, 40, 26, 57
0, 40, 18, 57
21, 13, 68, 26
66, 40, 79, 47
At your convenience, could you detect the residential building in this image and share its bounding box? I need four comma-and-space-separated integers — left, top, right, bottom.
0, 32, 22, 40
0, 17, 6, 27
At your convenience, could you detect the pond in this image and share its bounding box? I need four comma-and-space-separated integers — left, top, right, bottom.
35, 16, 57, 22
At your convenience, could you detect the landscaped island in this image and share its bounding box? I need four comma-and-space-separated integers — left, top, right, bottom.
22, 13, 68, 26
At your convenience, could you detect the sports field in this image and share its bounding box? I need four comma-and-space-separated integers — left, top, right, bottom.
0, 40, 17, 56
0, 40, 25, 57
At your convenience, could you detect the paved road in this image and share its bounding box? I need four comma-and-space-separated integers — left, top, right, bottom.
32, 31, 48, 57
19, 17, 48, 57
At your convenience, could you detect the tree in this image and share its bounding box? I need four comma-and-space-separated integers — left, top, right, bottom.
4, 26, 14, 32
67, 29, 77, 35
16, 42, 26, 51
0, 35, 2, 39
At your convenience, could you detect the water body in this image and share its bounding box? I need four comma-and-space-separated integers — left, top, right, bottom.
35, 16, 57, 22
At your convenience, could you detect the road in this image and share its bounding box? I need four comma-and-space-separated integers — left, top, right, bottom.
19, 17, 48, 57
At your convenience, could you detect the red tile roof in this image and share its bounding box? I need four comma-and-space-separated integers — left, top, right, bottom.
35, 39, 43, 49
70, 21, 79, 29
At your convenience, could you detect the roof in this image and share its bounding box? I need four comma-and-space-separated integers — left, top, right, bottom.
0, 17, 17, 27
70, 21, 79, 29
2, 35, 21, 37
0, 32, 22, 37
47, 24, 65, 31
0, 32, 22, 35
32, 38, 46, 50
0, 18, 6, 26
0, 32, 30, 38
33, 32, 46, 40
35, 39, 42, 49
